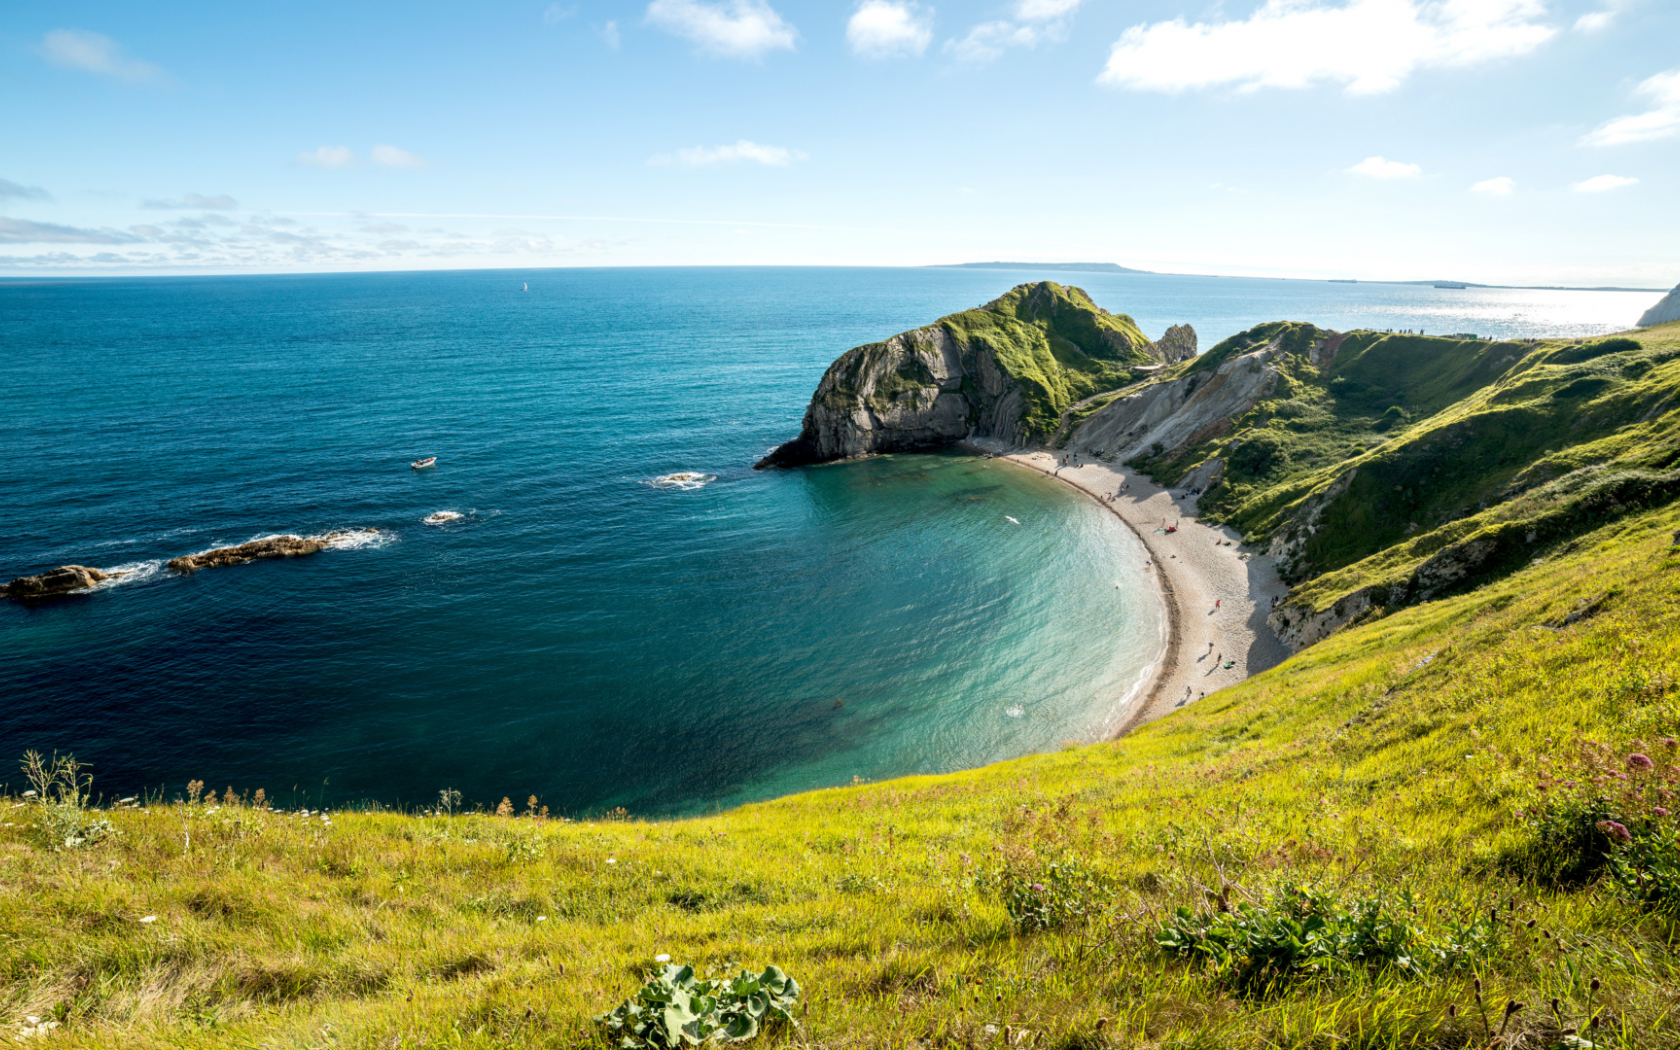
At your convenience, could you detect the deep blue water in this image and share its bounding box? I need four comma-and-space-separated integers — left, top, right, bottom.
0, 267, 1655, 814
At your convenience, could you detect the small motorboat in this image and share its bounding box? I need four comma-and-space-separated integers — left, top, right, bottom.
411, 456, 437, 470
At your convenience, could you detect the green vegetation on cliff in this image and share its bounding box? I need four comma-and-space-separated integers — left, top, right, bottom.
1130, 320, 1680, 633
6, 499, 1680, 1048
940, 283, 1156, 438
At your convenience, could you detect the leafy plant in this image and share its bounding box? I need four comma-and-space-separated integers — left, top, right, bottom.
997, 856, 1109, 933
1610, 822, 1680, 913
1155, 887, 1450, 994
595, 963, 799, 1048
19, 750, 112, 851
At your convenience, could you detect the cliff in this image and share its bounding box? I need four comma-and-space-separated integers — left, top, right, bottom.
756, 283, 1190, 467
1639, 281, 1680, 327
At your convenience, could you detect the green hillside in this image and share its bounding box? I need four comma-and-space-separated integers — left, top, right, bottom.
6, 322, 1680, 1050
1134, 320, 1680, 632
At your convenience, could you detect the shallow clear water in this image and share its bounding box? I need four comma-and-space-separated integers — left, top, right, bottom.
0, 267, 1654, 813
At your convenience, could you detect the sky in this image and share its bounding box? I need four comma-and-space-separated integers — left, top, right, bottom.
1, 0, 1676, 286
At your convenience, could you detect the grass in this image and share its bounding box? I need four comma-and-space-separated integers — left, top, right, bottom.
6, 500, 1680, 1047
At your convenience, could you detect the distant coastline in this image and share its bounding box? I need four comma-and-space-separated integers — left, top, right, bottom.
927, 261, 1666, 294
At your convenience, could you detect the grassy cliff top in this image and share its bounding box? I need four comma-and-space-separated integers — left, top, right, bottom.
5, 499, 1680, 1048
935, 282, 1157, 439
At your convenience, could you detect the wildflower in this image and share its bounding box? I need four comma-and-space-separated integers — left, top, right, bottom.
1654, 807, 1671, 817
607, 858, 617, 865
1031, 882, 1045, 892
655, 953, 671, 962
1629, 753, 1655, 770
1663, 737, 1678, 750
537, 916, 548, 922
1595, 820, 1632, 843
139, 915, 157, 923
21, 790, 36, 798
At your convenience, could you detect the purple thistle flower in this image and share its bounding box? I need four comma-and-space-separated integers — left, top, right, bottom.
1030, 882, 1045, 893
1629, 753, 1655, 770
1653, 807, 1671, 817
1596, 820, 1632, 843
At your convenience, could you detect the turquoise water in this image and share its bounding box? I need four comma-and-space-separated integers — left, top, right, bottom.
0, 267, 1654, 813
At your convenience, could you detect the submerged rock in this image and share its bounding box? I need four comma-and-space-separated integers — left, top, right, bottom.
2, 565, 110, 601
167, 534, 339, 573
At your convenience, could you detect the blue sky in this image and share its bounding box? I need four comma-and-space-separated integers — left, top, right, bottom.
2, 0, 1675, 285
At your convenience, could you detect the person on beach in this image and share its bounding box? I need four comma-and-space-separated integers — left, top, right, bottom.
1215, 599, 1221, 608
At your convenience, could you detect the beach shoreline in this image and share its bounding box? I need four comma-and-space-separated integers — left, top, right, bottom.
962, 439, 1291, 735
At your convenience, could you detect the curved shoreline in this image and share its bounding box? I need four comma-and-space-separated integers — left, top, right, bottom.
963, 439, 1291, 735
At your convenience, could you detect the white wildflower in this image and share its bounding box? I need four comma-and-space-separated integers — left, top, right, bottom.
139, 915, 157, 923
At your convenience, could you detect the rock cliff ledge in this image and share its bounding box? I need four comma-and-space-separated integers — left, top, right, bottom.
757, 283, 1193, 468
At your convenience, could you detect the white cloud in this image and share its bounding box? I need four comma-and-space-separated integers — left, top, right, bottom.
143, 193, 239, 210
1573, 10, 1613, 31
1581, 68, 1680, 147
1471, 176, 1514, 195
848, 1, 934, 58
544, 3, 579, 23
1348, 155, 1422, 179
650, 139, 808, 167
1572, 174, 1638, 193
0, 217, 140, 245
602, 20, 623, 47
372, 145, 428, 169
1098, 0, 1555, 95
0, 179, 53, 202
39, 29, 165, 83
299, 146, 355, 168
644, 0, 797, 58
946, 0, 1082, 62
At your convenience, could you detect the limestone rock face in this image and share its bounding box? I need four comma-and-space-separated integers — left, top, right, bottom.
1638, 282, 1680, 328
168, 535, 329, 573
757, 326, 982, 467
1151, 324, 1197, 363
2, 565, 109, 601
1066, 343, 1281, 459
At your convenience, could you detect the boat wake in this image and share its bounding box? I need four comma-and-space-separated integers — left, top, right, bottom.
648, 472, 717, 491
423, 511, 466, 525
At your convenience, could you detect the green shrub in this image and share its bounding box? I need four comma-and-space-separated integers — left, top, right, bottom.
1610, 823, 1680, 913
1154, 887, 1456, 994
595, 963, 799, 1048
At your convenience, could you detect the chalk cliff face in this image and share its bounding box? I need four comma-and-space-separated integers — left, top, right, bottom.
758, 282, 1183, 468
1639, 283, 1680, 328
1064, 335, 1295, 459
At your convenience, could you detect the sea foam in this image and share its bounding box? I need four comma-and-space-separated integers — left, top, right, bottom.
648, 472, 716, 491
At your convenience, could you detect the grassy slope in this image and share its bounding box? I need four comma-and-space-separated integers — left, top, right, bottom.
939, 284, 1156, 440
1132, 321, 1680, 624
6, 508, 1680, 1048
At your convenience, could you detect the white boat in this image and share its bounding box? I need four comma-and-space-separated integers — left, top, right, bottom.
411, 456, 437, 470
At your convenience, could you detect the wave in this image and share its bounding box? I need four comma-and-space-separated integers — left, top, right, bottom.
423, 511, 465, 525
90, 560, 165, 590
319, 528, 390, 550
647, 472, 717, 491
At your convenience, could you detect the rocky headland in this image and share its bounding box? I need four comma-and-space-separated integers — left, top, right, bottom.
755, 282, 1195, 468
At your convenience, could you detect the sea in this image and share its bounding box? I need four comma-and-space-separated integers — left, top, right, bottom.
0, 267, 1659, 815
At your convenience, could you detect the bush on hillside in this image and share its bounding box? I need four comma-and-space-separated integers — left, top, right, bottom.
19, 750, 112, 851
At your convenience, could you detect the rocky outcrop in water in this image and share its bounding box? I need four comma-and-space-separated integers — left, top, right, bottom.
2, 565, 111, 601
168, 535, 335, 573
758, 283, 1185, 468
1639, 282, 1680, 328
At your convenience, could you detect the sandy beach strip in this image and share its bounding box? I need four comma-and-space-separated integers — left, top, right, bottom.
964, 439, 1292, 734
